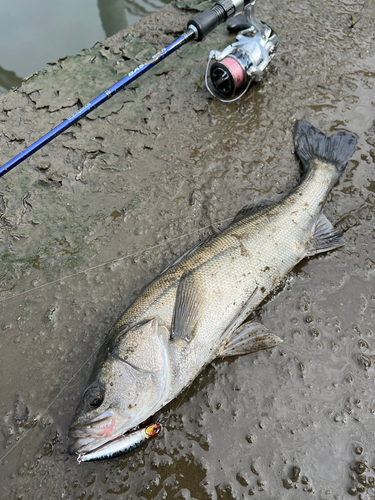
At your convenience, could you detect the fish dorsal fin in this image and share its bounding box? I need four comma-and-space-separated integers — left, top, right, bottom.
115, 318, 167, 373
218, 322, 282, 357
160, 235, 213, 275
307, 213, 345, 256
160, 243, 200, 275
171, 271, 205, 343
231, 200, 275, 224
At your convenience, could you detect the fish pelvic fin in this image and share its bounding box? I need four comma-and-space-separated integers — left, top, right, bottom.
306, 213, 345, 256
293, 120, 357, 174
218, 322, 282, 358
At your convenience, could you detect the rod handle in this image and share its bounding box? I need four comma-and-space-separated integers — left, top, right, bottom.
187, 0, 245, 41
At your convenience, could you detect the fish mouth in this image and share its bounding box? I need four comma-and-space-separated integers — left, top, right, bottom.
68, 410, 129, 455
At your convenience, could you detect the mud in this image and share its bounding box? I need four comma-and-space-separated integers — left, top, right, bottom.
0, 0, 374, 498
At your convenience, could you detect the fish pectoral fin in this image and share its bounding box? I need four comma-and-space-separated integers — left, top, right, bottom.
307, 213, 345, 256
218, 322, 282, 357
171, 271, 205, 343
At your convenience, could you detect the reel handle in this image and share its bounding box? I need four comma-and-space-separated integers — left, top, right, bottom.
227, 14, 250, 33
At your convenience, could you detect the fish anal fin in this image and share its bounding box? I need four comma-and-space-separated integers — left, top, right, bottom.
307, 213, 345, 256
218, 322, 282, 357
172, 272, 205, 343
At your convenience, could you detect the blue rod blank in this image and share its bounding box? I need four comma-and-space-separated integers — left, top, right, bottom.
0, 29, 195, 178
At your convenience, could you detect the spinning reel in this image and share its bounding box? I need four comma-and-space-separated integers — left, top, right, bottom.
205, 0, 279, 102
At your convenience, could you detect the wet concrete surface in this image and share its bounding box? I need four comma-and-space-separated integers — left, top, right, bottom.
0, 0, 374, 498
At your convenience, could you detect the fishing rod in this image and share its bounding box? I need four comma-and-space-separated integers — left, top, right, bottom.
0, 0, 249, 178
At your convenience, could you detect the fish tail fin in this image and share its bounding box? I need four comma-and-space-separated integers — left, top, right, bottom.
293, 120, 357, 174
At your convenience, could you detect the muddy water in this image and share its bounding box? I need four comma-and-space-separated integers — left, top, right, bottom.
0, 0, 171, 93
0, 0, 374, 498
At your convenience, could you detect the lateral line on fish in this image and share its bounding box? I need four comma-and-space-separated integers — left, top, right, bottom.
0, 217, 234, 304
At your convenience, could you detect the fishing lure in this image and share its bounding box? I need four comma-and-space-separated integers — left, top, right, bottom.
76, 423, 161, 463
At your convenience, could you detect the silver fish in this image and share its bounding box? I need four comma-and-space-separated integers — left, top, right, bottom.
69, 121, 357, 458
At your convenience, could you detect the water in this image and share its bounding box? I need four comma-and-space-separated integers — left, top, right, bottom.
0, 0, 374, 497
0, 0, 170, 93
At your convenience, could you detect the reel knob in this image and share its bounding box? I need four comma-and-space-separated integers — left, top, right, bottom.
226, 14, 251, 33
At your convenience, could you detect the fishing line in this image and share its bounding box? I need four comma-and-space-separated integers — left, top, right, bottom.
0, 217, 233, 304
0, 336, 104, 464
154, 377, 198, 432
0, 216, 233, 463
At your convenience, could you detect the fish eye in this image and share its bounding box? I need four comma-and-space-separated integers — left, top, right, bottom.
83, 386, 104, 409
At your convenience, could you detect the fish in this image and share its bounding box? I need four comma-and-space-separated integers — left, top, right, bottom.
68, 120, 357, 459
76, 423, 160, 463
